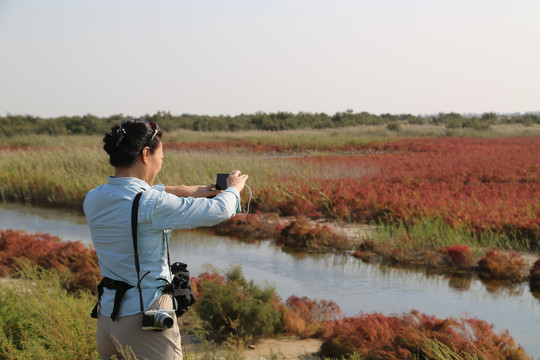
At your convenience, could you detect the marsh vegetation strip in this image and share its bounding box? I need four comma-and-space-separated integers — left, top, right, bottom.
1, 203, 540, 357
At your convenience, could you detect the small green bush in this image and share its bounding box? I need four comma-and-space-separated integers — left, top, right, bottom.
386, 122, 401, 132
193, 266, 282, 342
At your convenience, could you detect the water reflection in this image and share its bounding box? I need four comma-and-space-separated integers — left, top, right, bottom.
445, 274, 472, 291
1, 203, 540, 357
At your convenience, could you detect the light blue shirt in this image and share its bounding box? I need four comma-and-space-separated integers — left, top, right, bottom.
83, 176, 241, 318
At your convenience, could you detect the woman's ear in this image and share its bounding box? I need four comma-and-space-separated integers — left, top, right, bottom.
140, 147, 150, 165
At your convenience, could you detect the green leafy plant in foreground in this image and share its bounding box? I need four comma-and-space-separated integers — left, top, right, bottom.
192, 265, 282, 343
0, 261, 99, 360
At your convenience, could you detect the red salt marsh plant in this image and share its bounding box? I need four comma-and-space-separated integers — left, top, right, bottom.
253, 137, 540, 247
190, 271, 226, 298
275, 216, 351, 252
212, 211, 279, 241
442, 244, 473, 268
281, 295, 342, 338
0, 229, 100, 292
319, 310, 530, 359
477, 248, 527, 282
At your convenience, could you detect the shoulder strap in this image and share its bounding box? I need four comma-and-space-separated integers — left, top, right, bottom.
131, 191, 146, 313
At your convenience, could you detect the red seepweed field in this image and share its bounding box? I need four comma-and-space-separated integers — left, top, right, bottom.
241, 137, 540, 247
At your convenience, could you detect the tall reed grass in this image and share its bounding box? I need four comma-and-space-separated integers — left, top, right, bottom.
0, 147, 107, 210
0, 143, 319, 211
158, 151, 316, 191
0, 134, 99, 148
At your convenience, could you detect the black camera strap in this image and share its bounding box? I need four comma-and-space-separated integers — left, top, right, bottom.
91, 278, 134, 321
90, 191, 146, 321
132, 191, 149, 314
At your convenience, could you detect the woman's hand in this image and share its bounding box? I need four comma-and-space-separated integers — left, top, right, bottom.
192, 184, 223, 198
227, 170, 249, 192
165, 184, 222, 198
165, 170, 248, 197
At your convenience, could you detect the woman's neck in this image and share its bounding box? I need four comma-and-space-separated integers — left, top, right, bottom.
114, 164, 147, 183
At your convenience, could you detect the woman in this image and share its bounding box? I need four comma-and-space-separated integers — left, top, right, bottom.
84, 118, 248, 360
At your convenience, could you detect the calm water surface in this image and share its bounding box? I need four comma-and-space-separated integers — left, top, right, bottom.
1, 203, 539, 357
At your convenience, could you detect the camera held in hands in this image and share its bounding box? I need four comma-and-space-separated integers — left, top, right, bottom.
142, 309, 175, 331
216, 173, 229, 190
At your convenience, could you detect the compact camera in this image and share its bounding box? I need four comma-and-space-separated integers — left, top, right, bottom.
215, 173, 229, 190
142, 309, 175, 331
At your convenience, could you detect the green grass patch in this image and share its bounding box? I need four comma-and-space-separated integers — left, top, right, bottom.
373, 217, 532, 254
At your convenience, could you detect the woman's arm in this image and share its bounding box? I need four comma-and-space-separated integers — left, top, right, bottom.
165, 184, 222, 198
164, 170, 248, 198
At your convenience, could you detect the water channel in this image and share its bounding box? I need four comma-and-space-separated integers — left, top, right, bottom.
1, 203, 539, 357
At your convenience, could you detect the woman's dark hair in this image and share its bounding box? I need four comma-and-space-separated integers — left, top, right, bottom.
103, 118, 162, 167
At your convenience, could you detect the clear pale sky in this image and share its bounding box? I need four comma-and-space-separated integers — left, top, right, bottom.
1, 0, 539, 118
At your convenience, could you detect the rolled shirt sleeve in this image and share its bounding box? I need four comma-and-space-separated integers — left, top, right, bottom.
142, 184, 241, 230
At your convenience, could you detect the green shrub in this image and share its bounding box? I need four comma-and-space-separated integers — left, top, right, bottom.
193, 266, 282, 342
386, 122, 401, 132
0, 261, 98, 359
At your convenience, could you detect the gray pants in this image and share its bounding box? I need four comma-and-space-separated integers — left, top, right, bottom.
97, 294, 183, 360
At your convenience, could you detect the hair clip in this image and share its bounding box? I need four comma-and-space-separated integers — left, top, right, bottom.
110, 127, 126, 136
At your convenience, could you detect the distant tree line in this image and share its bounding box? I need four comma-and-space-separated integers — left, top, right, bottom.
1, 110, 539, 137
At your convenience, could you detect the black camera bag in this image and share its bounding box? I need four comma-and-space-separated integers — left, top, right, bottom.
163, 262, 197, 317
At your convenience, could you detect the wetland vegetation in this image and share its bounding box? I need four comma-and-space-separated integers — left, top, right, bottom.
1, 112, 539, 358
